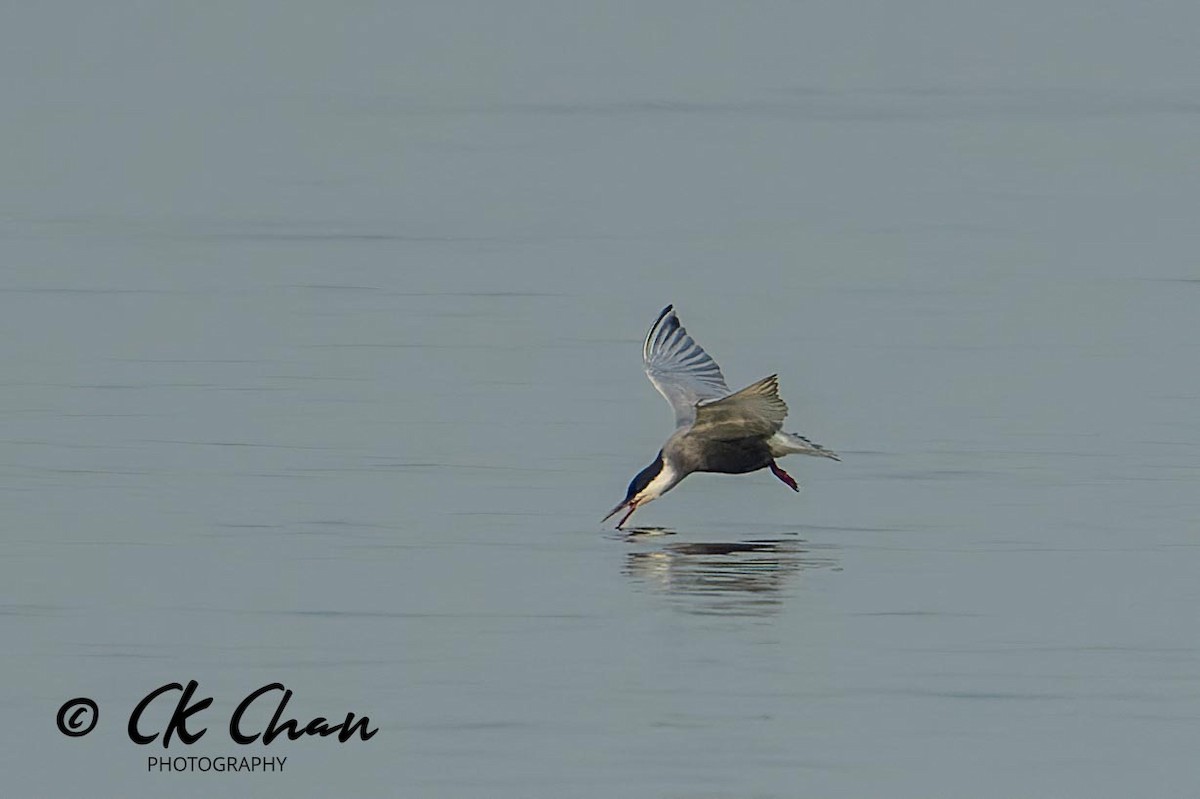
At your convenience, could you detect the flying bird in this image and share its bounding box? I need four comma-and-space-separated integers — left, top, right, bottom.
603, 305, 838, 529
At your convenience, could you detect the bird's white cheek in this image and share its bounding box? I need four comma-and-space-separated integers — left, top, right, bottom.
639, 466, 678, 501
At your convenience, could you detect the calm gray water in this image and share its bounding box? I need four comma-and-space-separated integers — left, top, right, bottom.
3, 2, 1199, 796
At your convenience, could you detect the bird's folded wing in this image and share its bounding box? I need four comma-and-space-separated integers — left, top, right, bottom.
643, 305, 730, 427
690, 375, 788, 439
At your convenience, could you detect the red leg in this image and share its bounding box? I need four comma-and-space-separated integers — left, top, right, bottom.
769, 461, 799, 492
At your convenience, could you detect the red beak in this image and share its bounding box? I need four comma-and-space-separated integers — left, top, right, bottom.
602, 499, 638, 529
602, 500, 630, 523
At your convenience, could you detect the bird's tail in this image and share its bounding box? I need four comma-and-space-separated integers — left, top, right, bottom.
770, 431, 840, 461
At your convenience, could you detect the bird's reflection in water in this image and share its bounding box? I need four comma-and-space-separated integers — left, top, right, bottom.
622, 534, 838, 616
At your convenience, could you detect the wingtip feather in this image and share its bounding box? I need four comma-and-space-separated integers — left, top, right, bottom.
644, 304, 677, 360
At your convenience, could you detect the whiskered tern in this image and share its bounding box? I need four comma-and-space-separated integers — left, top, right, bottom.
603, 305, 838, 529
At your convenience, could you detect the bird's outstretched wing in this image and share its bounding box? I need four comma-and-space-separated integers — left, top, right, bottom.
690, 374, 788, 439
643, 305, 730, 427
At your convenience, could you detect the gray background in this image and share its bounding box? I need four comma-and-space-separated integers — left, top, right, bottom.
3, 1, 1198, 796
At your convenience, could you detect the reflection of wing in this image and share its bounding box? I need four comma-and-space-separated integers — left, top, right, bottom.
623, 539, 837, 617
690, 374, 788, 439
643, 305, 730, 427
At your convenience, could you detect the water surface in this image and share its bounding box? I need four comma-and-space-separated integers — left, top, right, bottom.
2, 2, 1199, 796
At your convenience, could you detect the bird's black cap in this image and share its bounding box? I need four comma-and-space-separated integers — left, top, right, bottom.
625, 451, 664, 501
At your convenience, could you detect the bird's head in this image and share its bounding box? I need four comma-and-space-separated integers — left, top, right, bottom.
602, 450, 678, 528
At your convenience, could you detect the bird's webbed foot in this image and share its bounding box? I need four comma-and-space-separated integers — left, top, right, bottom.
769, 460, 800, 492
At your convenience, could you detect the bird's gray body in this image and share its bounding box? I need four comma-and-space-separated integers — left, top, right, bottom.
604, 305, 838, 528
666, 432, 774, 476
